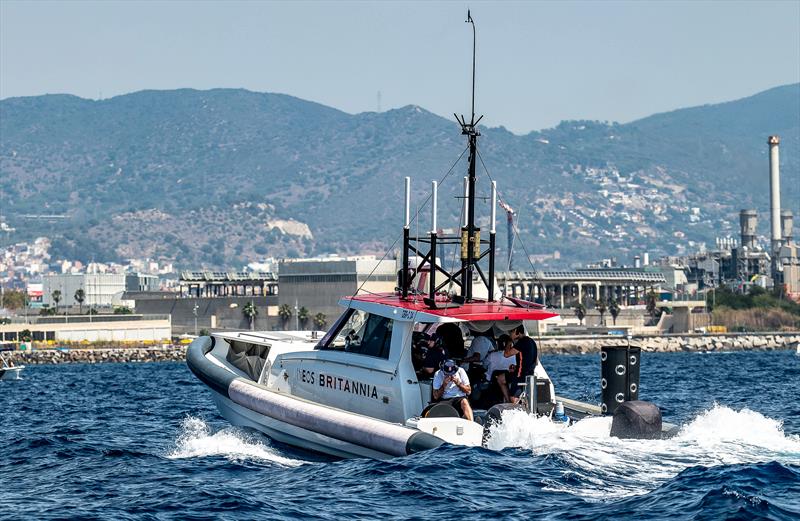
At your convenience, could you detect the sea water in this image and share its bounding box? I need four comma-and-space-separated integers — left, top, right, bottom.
1, 351, 798, 520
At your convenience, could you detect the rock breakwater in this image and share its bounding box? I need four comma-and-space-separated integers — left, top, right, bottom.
7, 346, 188, 365
3, 333, 799, 365
538, 333, 800, 354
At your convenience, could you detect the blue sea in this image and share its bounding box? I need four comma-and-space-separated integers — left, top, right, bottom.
2, 350, 799, 520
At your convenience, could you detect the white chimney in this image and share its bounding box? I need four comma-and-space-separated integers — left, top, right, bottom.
769, 135, 781, 251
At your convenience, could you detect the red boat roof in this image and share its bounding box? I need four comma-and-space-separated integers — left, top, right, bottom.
342, 293, 559, 322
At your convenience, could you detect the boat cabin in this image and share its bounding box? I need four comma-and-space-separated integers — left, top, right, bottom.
263, 293, 558, 425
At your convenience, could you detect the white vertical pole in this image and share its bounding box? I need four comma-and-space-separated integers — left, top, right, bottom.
462, 176, 469, 227
490, 181, 497, 234
431, 181, 438, 234
404, 176, 411, 228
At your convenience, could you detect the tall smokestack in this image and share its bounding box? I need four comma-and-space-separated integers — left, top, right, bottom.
769, 135, 782, 251
740, 209, 757, 249
781, 210, 794, 244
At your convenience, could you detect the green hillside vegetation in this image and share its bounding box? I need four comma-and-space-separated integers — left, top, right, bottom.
711, 286, 800, 331
1, 84, 798, 268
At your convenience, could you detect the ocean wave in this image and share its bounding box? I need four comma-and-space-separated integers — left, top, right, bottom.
167, 417, 307, 467
485, 404, 800, 499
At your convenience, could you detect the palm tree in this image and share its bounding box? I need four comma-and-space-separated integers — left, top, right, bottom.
278, 304, 292, 329
51, 290, 62, 313
298, 306, 310, 329
574, 302, 586, 325
646, 289, 659, 318
243, 301, 258, 331
74, 289, 85, 314
596, 299, 607, 326
313, 312, 327, 330
609, 299, 621, 325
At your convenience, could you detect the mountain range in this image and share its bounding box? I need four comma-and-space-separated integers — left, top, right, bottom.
1, 83, 798, 269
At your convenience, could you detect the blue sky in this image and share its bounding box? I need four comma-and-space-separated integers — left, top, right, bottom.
1, 0, 798, 133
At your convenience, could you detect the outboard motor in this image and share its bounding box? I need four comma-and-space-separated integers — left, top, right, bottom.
602, 344, 665, 439
610, 401, 662, 439
600, 344, 640, 414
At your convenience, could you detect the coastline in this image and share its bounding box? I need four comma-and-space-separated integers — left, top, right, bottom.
537, 332, 800, 355
3, 332, 799, 366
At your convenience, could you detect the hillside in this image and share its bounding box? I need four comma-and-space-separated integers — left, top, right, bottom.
1, 84, 798, 268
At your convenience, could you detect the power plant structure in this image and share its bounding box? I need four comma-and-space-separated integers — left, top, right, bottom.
727, 136, 799, 296
679, 136, 799, 299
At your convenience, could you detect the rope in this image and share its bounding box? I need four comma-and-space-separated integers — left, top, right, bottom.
476, 149, 549, 307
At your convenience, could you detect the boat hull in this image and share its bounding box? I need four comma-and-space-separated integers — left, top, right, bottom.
187, 337, 443, 460
0, 366, 24, 381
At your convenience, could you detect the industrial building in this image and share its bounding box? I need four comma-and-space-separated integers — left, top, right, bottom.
178, 271, 278, 297
657, 135, 799, 299
42, 272, 159, 308
497, 269, 667, 308
0, 314, 172, 342
278, 256, 397, 324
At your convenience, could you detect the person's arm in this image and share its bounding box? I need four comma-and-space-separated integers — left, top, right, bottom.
432, 374, 449, 400
453, 370, 471, 395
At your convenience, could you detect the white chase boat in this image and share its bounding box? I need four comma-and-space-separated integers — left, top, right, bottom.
0, 348, 24, 381
188, 13, 675, 459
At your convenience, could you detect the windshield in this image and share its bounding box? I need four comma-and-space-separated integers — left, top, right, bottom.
318, 309, 393, 359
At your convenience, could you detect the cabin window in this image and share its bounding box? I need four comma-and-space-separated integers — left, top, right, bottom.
226, 339, 270, 380
318, 309, 393, 359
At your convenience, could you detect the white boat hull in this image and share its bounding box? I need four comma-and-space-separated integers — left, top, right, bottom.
0, 366, 24, 381
187, 337, 444, 460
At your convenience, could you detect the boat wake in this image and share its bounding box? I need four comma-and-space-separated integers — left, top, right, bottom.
486, 404, 800, 499
167, 416, 307, 467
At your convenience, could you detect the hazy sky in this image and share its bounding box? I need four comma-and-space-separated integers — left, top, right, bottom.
1, 0, 799, 133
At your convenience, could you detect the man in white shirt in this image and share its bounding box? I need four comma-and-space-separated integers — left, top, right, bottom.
432, 359, 474, 421
464, 330, 495, 363
482, 334, 519, 403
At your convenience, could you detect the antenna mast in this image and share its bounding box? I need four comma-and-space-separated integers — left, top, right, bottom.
455, 10, 486, 301
397, 11, 497, 307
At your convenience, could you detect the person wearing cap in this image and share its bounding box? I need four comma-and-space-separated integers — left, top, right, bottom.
432, 359, 473, 421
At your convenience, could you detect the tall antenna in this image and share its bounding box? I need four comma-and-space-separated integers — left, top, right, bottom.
453, 10, 484, 301
397, 11, 496, 307
467, 10, 476, 124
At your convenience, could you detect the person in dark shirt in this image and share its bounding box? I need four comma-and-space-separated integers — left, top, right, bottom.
508, 324, 538, 398
419, 333, 448, 377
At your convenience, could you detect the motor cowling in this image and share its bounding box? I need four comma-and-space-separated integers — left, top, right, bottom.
610, 400, 662, 439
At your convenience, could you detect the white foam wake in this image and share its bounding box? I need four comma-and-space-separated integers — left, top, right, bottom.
167, 417, 307, 467
486, 404, 800, 499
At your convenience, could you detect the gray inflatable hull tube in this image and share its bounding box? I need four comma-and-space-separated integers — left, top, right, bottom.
187, 337, 443, 457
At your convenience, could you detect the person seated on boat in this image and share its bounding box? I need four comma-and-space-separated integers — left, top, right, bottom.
344, 329, 360, 350
463, 328, 494, 388
412, 332, 435, 373
419, 333, 448, 378
508, 324, 539, 400
435, 322, 466, 360
432, 359, 474, 422
464, 328, 495, 364
482, 334, 519, 403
